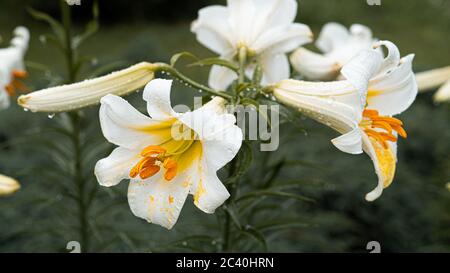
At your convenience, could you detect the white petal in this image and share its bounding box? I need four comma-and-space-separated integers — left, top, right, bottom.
227, 0, 256, 43
128, 172, 190, 229
260, 54, 290, 85
331, 128, 363, 154
290, 47, 341, 80
434, 80, 450, 102
191, 159, 230, 214
341, 49, 383, 107
275, 79, 362, 112
143, 79, 176, 120
99, 94, 168, 150
274, 88, 362, 154
178, 96, 243, 172
0, 90, 10, 110
368, 54, 418, 116
94, 147, 140, 187
191, 5, 233, 55
208, 63, 238, 90
362, 132, 398, 202
316, 22, 350, 53
19, 62, 156, 113
0, 174, 20, 196
253, 23, 312, 55
416, 66, 450, 92
373, 40, 401, 76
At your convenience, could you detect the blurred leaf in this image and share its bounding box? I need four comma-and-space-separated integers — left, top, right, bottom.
236, 189, 315, 203
27, 7, 65, 45
240, 226, 267, 251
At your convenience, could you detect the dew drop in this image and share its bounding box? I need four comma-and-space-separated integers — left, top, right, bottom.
48, 113, 55, 119
23, 108, 29, 112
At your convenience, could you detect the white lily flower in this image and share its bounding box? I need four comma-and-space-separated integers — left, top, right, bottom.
274, 41, 417, 201
0, 174, 20, 197
0, 26, 30, 110
66, 0, 81, 5
415, 66, 450, 102
18, 62, 157, 113
191, 0, 312, 90
291, 22, 377, 81
94, 79, 243, 229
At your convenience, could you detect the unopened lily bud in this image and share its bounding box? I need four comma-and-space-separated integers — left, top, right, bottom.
18, 62, 158, 113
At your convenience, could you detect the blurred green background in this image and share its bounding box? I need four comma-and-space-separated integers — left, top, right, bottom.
0, 0, 449, 252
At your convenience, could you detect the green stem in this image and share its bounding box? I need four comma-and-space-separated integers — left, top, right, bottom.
155, 64, 232, 100
238, 47, 247, 84
61, 0, 90, 252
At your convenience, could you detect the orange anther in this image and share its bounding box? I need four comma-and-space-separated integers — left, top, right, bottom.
12, 69, 27, 78
392, 124, 407, 138
363, 109, 379, 118
164, 167, 177, 181
140, 165, 160, 179
5, 84, 15, 96
163, 158, 177, 169
371, 121, 393, 134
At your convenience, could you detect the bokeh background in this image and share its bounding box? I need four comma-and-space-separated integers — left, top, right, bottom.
0, 0, 449, 252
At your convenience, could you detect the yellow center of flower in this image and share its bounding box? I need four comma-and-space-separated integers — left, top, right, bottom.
129, 122, 200, 182
359, 109, 407, 149
5, 69, 29, 96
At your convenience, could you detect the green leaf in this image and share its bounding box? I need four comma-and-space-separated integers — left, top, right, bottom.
236, 189, 315, 203
224, 204, 242, 229
170, 51, 198, 67
240, 226, 267, 251
255, 219, 310, 232
73, 0, 99, 49
27, 8, 65, 44
188, 57, 239, 71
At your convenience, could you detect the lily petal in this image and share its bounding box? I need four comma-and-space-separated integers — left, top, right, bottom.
143, 79, 176, 120
260, 53, 290, 85
316, 22, 351, 53
191, 5, 233, 55
94, 147, 140, 187
368, 54, 418, 116
18, 62, 156, 113
416, 66, 450, 92
0, 174, 20, 197
178, 97, 243, 171
128, 172, 191, 229
273, 86, 363, 154
341, 49, 383, 107
253, 23, 312, 55
208, 62, 238, 91
362, 132, 397, 201
434, 80, 450, 102
290, 47, 341, 80
99, 94, 170, 150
